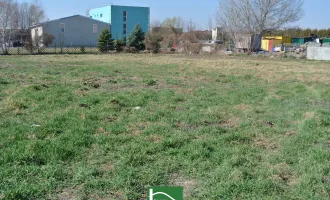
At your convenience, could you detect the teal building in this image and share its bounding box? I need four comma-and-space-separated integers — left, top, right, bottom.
89, 5, 150, 40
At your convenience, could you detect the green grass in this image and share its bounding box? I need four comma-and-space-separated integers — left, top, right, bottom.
1, 54, 330, 199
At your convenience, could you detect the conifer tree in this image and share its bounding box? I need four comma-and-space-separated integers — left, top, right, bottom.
127, 24, 145, 51
98, 28, 114, 52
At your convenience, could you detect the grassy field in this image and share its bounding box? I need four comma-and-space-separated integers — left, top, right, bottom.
1, 54, 330, 199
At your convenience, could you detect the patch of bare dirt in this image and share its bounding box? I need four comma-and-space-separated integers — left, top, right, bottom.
95, 127, 110, 137
322, 176, 330, 183
88, 192, 125, 200
56, 185, 83, 200
175, 122, 198, 130
100, 163, 115, 172
234, 104, 249, 111
220, 117, 240, 129
129, 76, 143, 81
285, 131, 297, 136
147, 135, 162, 143
128, 122, 150, 136
170, 174, 197, 198
271, 163, 299, 186
304, 112, 315, 119
254, 137, 277, 150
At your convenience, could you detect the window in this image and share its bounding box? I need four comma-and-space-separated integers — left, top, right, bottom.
123, 11, 127, 22
123, 24, 127, 35
60, 23, 65, 33
93, 24, 98, 33
100, 14, 103, 18
90, 16, 92, 18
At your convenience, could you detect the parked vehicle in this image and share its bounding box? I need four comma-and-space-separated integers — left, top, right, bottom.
273, 44, 283, 52
211, 40, 222, 44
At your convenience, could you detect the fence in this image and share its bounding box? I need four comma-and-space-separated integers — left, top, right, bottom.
0, 45, 105, 55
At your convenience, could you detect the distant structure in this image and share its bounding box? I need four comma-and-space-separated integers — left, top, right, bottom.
212, 27, 221, 41
30, 15, 110, 47
89, 5, 150, 40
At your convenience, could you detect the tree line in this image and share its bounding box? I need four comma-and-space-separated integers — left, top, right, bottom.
264, 28, 330, 38
0, 0, 45, 54
98, 24, 159, 53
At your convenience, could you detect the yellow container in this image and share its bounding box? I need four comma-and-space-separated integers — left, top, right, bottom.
261, 39, 283, 51
261, 39, 269, 51
262, 36, 291, 43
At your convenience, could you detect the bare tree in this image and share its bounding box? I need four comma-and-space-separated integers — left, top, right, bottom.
161, 17, 184, 30
19, 1, 45, 30
0, 0, 18, 54
42, 32, 54, 47
0, 0, 45, 54
151, 20, 161, 28
216, 0, 304, 51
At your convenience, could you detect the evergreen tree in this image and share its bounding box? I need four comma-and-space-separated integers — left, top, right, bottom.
114, 39, 125, 52
98, 28, 114, 52
127, 24, 145, 51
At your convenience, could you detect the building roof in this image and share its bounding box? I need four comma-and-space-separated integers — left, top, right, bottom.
30, 15, 110, 28
90, 4, 149, 10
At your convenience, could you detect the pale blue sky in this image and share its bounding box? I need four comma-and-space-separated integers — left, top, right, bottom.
23, 0, 330, 29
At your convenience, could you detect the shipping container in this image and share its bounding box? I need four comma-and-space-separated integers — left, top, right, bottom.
262, 36, 291, 43
261, 39, 282, 51
235, 34, 262, 51
261, 36, 291, 51
291, 37, 313, 45
322, 38, 330, 43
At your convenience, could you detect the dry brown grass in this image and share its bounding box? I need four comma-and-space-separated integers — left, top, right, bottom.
18, 54, 330, 85
234, 104, 249, 111
304, 112, 315, 119
170, 174, 198, 198
254, 136, 278, 150
271, 163, 300, 187
220, 117, 240, 129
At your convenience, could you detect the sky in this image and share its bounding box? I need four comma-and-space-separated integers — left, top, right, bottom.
21, 0, 330, 29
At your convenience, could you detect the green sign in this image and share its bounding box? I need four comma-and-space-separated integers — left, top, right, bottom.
148, 187, 183, 200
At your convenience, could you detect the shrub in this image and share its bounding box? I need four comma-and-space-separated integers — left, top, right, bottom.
184, 43, 201, 54
114, 39, 125, 52
42, 33, 55, 47
24, 37, 35, 53
123, 47, 137, 53
144, 32, 163, 53
80, 46, 85, 53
